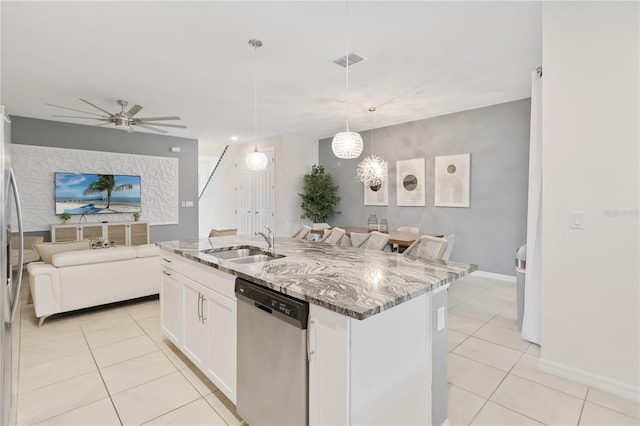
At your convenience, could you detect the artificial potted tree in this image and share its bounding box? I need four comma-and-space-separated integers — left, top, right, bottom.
59, 212, 71, 224
298, 165, 340, 229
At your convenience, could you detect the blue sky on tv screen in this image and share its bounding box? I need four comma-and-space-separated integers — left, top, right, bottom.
55, 173, 141, 199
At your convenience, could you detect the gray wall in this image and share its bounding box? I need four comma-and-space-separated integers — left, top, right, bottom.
319, 99, 530, 275
10, 116, 198, 243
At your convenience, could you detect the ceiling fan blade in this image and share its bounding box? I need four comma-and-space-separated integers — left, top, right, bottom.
45, 103, 106, 117
135, 124, 168, 134
79, 98, 115, 117
133, 116, 181, 121
52, 115, 110, 120
126, 104, 143, 118
134, 122, 186, 129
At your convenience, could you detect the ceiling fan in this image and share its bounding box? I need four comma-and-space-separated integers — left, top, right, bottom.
46, 99, 186, 134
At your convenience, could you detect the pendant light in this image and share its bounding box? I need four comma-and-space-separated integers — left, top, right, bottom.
356, 107, 387, 186
245, 39, 268, 171
331, 1, 363, 159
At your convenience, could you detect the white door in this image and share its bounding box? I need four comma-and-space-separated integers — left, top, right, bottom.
206, 289, 237, 403
235, 164, 252, 236
182, 278, 207, 368
253, 153, 275, 233
235, 150, 275, 235
160, 268, 183, 346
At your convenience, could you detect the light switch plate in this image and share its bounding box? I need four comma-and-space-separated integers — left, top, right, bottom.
570, 211, 585, 229
437, 307, 445, 331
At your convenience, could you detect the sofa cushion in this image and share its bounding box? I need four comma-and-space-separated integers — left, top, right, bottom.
52, 246, 137, 268
135, 244, 159, 258
34, 241, 91, 264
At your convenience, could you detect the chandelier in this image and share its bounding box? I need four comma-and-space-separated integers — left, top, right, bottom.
245, 39, 268, 171
356, 107, 387, 185
332, 1, 363, 159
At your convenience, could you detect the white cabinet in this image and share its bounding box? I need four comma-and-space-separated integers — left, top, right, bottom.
51, 222, 149, 245
159, 251, 237, 404
308, 295, 432, 426
160, 267, 183, 345
205, 289, 236, 399
182, 278, 209, 368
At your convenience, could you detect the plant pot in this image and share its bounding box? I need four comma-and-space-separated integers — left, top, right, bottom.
311, 223, 329, 231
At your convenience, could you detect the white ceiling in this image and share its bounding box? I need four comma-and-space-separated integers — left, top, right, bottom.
1, 1, 541, 144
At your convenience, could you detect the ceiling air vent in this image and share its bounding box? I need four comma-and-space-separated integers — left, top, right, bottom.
334, 53, 367, 67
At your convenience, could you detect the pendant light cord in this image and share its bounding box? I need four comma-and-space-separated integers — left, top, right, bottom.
345, 0, 350, 132
253, 43, 259, 148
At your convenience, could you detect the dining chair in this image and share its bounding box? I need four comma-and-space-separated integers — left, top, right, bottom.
394, 226, 420, 252
358, 231, 390, 251
350, 232, 370, 248
209, 228, 238, 237
291, 225, 312, 240
442, 234, 456, 261
403, 235, 448, 260
340, 235, 353, 247
318, 227, 345, 245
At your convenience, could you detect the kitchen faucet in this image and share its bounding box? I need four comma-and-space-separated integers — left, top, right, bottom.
256, 226, 275, 254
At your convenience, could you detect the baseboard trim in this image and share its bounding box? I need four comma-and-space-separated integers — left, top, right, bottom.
471, 270, 516, 283
539, 357, 640, 402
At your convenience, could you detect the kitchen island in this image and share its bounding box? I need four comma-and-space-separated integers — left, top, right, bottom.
158, 236, 477, 426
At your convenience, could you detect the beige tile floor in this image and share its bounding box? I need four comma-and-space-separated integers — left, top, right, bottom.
15, 274, 243, 426
13, 272, 639, 425
447, 275, 640, 426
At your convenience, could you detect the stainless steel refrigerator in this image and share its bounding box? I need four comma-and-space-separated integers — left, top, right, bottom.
0, 106, 24, 426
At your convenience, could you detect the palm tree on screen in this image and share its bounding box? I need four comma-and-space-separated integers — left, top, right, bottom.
83, 175, 133, 208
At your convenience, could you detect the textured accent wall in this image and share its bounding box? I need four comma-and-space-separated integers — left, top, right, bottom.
12, 144, 178, 231
10, 116, 198, 242
319, 100, 531, 275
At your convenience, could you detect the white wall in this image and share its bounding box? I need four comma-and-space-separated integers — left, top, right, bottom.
198, 134, 318, 237
541, 2, 639, 399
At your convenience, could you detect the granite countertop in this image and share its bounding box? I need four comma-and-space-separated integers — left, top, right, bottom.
157, 236, 477, 320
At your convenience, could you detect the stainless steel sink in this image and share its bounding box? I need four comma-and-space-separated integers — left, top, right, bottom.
230, 254, 285, 264
201, 246, 284, 263
203, 247, 264, 260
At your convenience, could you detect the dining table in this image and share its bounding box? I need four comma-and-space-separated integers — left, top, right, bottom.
310, 226, 443, 248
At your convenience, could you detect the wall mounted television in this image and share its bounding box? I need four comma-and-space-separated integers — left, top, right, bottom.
55, 173, 142, 215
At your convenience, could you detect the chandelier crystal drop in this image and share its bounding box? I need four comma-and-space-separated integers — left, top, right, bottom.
332, 131, 363, 160
357, 155, 388, 186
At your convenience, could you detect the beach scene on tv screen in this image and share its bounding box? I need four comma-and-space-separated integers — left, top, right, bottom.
55, 173, 142, 215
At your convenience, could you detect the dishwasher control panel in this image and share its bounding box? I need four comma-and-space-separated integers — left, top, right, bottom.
235, 278, 309, 329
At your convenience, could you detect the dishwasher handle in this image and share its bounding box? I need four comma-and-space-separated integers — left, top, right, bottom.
255, 303, 272, 314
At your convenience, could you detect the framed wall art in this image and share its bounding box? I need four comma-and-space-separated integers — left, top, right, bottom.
434, 153, 471, 207
364, 165, 389, 206
396, 158, 425, 206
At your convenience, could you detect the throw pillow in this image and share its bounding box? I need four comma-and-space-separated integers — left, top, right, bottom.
34, 240, 91, 264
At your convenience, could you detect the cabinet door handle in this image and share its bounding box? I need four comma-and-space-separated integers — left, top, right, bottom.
197, 293, 202, 321
162, 270, 172, 276
162, 258, 172, 263
307, 319, 316, 359
201, 295, 207, 323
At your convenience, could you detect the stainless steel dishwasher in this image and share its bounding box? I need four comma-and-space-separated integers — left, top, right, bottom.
235, 278, 309, 426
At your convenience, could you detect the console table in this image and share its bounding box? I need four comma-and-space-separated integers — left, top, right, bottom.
51, 222, 149, 246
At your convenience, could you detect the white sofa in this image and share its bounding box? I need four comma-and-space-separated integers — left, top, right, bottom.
27, 244, 160, 326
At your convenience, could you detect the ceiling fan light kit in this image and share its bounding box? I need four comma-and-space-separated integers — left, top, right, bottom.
47, 98, 186, 134
332, 0, 363, 160
245, 39, 268, 172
